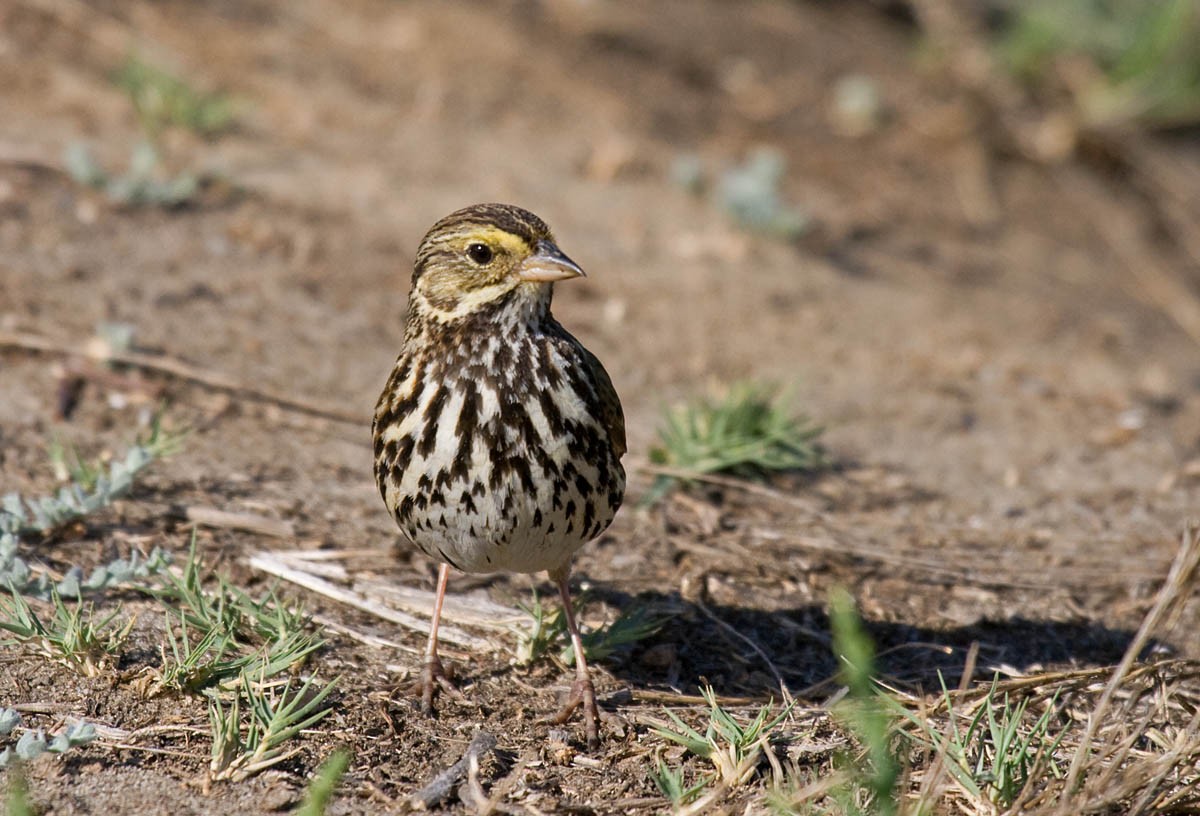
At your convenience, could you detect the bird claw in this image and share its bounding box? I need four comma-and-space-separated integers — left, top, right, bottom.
544, 675, 600, 750
418, 655, 465, 714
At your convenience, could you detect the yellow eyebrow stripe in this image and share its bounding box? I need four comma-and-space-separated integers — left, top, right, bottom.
465, 226, 534, 255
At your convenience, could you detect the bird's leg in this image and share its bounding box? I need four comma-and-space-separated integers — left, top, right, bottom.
547, 563, 601, 749
420, 562, 463, 712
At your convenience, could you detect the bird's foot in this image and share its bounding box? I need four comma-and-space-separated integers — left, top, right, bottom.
545, 675, 600, 750
418, 655, 465, 714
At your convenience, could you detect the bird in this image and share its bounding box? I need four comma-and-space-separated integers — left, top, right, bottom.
372, 203, 626, 748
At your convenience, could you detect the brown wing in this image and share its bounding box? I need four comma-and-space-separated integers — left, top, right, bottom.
581, 345, 627, 459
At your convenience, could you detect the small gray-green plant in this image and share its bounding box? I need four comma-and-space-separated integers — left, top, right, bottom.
652, 686, 796, 788
829, 588, 901, 816
0, 532, 171, 601
717, 148, 810, 238
0, 418, 183, 536
648, 383, 825, 503
208, 674, 337, 782
0, 708, 19, 737
0, 589, 133, 677
65, 142, 202, 208
0, 709, 98, 769
514, 590, 666, 666
115, 55, 236, 138
296, 748, 352, 816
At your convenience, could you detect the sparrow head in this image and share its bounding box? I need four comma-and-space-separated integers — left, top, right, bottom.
410, 203, 584, 322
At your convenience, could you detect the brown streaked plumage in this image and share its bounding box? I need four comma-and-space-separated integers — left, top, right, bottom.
372, 203, 626, 748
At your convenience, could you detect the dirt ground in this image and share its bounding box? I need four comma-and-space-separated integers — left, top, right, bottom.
2, 0, 1200, 813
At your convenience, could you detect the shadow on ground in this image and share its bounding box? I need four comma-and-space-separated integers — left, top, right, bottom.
586, 585, 1142, 701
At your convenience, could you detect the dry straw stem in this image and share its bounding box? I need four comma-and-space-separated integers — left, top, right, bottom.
247, 551, 492, 651
0, 329, 365, 426
1053, 522, 1200, 815
175, 506, 295, 539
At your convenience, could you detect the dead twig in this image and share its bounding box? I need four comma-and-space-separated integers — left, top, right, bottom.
628, 689, 760, 707
632, 459, 821, 513
0, 329, 366, 426
695, 598, 793, 705
409, 731, 498, 811
174, 505, 295, 539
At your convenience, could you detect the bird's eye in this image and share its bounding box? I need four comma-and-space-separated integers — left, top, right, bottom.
466, 243, 494, 265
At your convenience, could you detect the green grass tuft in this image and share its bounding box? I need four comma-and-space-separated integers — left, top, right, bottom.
208, 673, 338, 783
513, 590, 667, 667
999, 0, 1200, 128
829, 588, 901, 816
296, 749, 352, 816
142, 533, 324, 697
115, 55, 236, 138
651, 758, 710, 808
652, 686, 795, 789
0, 589, 133, 678
648, 383, 825, 503
891, 675, 1067, 808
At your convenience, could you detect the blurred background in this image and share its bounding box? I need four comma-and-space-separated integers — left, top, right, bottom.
3, 0, 1200, 810
5, 0, 1200, 505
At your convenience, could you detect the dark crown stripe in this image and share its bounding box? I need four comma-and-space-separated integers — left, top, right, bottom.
413, 203, 552, 280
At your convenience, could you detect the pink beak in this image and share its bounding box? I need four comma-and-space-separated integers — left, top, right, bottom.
517, 241, 586, 283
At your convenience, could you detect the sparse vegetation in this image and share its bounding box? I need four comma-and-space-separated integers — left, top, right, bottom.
648, 382, 826, 502
999, 0, 1200, 128
893, 677, 1067, 809
0, 532, 170, 600
115, 56, 236, 138
0, 417, 183, 537
65, 142, 205, 207
296, 748, 352, 816
208, 674, 337, 782
0, 709, 98, 769
514, 589, 667, 667
827, 589, 902, 816
1, 428, 333, 786
717, 148, 810, 238
0, 590, 134, 678
651, 758, 710, 809
651, 686, 796, 789
135, 537, 335, 782
141, 536, 324, 697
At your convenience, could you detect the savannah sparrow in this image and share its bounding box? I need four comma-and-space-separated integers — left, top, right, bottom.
372, 203, 626, 748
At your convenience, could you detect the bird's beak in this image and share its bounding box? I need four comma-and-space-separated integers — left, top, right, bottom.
517, 241, 586, 283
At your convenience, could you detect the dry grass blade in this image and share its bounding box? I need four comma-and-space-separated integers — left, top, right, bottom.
178, 507, 295, 539
913, 642, 979, 810
247, 552, 491, 651
1056, 522, 1200, 814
